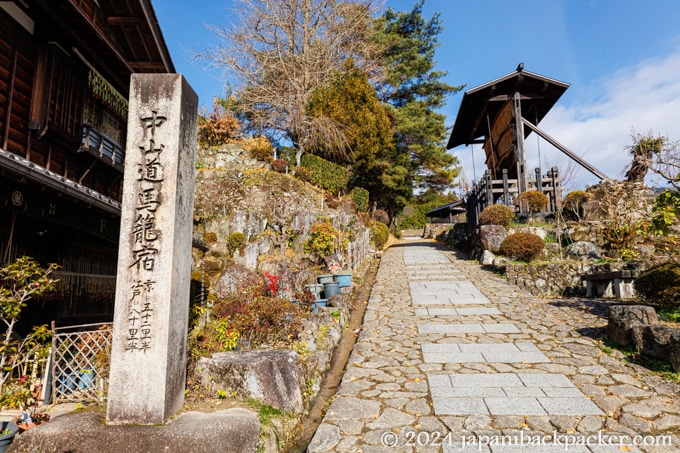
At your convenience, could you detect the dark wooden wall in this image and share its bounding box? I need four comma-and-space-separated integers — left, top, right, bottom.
0, 10, 35, 158
0, 8, 124, 201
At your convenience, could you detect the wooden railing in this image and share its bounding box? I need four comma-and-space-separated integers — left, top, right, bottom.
466, 166, 562, 232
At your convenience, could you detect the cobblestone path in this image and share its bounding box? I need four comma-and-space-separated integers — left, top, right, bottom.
308, 240, 680, 453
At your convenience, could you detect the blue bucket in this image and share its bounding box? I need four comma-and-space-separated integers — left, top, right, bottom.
315, 299, 328, 308
323, 281, 340, 298
317, 275, 335, 284
335, 273, 352, 288
79, 370, 95, 390
0, 421, 19, 453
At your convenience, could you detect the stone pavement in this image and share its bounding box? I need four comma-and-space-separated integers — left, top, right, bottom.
308, 239, 680, 453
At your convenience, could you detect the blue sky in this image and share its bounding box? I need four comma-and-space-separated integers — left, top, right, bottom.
154, 0, 680, 190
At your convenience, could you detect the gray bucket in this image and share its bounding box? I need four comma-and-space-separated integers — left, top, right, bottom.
323, 281, 340, 298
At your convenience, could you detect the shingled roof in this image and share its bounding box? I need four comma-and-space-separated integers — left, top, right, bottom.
447, 69, 569, 150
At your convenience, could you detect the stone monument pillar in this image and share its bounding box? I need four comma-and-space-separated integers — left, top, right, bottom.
106, 74, 198, 425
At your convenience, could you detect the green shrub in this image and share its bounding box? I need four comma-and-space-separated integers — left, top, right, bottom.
602, 221, 647, 250
227, 232, 247, 256
479, 204, 515, 227
563, 190, 590, 220
634, 263, 680, 307
280, 149, 349, 193
243, 136, 273, 162
396, 205, 426, 230
515, 191, 548, 213
499, 232, 545, 262
211, 296, 301, 348
293, 166, 312, 182
370, 221, 389, 250
304, 219, 338, 260
349, 187, 369, 212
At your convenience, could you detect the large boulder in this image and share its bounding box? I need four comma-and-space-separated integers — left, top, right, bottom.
478, 225, 507, 253
669, 331, 680, 372
567, 241, 602, 261
632, 325, 678, 360
198, 350, 303, 413
607, 305, 658, 346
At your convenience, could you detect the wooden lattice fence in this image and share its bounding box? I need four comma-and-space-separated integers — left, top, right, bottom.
50, 322, 112, 404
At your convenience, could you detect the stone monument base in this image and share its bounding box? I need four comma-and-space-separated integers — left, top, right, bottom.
9, 409, 259, 453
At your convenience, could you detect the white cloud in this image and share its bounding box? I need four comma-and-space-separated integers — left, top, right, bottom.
452, 47, 680, 193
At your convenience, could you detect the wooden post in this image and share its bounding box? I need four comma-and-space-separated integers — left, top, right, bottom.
485, 170, 493, 207
512, 91, 527, 194
552, 166, 562, 213
502, 169, 509, 205
535, 168, 542, 193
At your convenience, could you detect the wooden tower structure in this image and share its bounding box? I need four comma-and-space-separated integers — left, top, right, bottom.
447, 64, 607, 194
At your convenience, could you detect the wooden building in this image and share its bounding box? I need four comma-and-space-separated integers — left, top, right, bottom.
425, 201, 465, 224
447, 65, 607, 231
447, 64, 571, 193
0, 0, 174, 326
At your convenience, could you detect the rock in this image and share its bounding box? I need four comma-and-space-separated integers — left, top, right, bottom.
233, 241, 260, 270
577, 415, 602, 433
328, 293, 351, 311
367, 408, 415, 429
492, 256, 509, 266
567, 241, 602, 260
655, 415, 680, 431
230, 209, 247, 234
577, 365, 609, 375
464, 415, 490, 430
509, 226, 547, 240
307, 423, 341, 452
635, 244, 655, 259
669, 330, 680, 372
9, 410, 259, 453
632, 324, 678, 360
478, 225, 507, 253
607, 305, 658, 346
619, 413, 652, 433
197, 350, 303, 413
324, 397, 381, 421
481, 250, 495, 265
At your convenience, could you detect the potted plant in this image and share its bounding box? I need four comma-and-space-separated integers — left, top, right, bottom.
0, 257, 58, 427
0, 421, 19, 453
15, 405, 50, 432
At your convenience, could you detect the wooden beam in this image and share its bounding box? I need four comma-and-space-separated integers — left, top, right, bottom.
128, 61, 168, 70
138, 0, 174, 72
3, 30, 18, 151
521, 118, 608, 180
106, 17, 146, 26
465, 85, 495, 144
64, 0, 133, 73
79, 160, 97, 184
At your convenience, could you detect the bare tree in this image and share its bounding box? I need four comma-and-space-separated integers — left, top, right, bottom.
201, 0, 384, 166
624, 131, 680, 189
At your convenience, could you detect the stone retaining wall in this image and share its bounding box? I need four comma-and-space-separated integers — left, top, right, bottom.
504, 262, 590, 297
